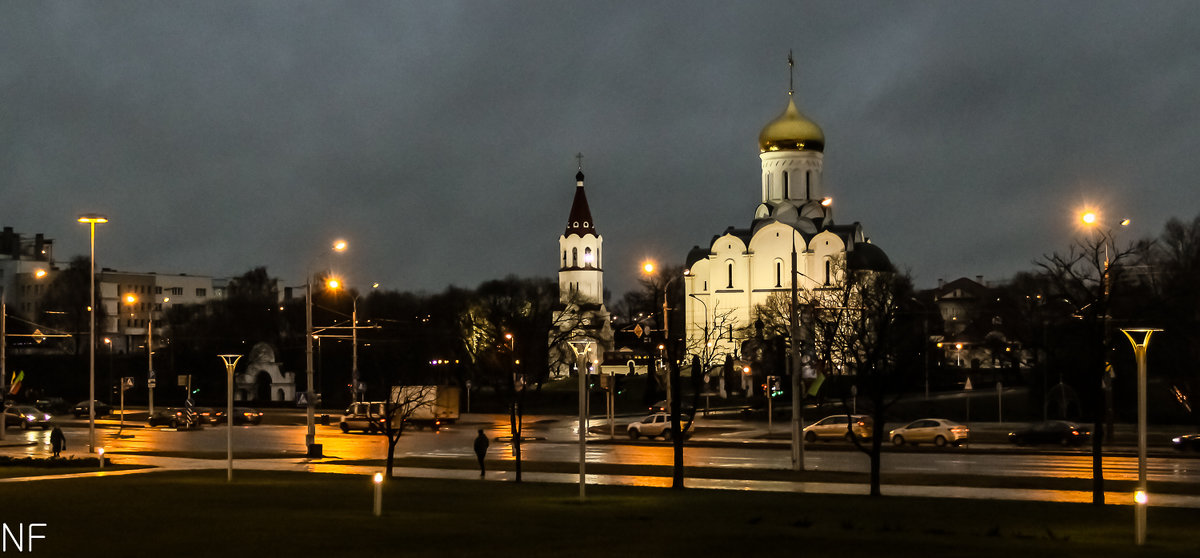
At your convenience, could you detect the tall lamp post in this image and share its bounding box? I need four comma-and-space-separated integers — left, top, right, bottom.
219, 354, 242, 482
569, 339, 592, 501
1121, 328, 1160, 546
79, 214, 108, 453
302, 239, 347, 458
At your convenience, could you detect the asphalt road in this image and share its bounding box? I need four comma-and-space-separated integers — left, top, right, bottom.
6, 410, 1198, 486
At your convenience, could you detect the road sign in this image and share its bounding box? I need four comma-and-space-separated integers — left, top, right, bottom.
964, 377, 974, 391
634, 324, 644, 338
122, 377, 135, 391
147, 379, 156, 388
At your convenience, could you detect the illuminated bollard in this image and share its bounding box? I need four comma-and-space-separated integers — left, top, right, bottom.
1135, 490, 1147, 545
373, 472, 383, 517
97, 447, 105, 469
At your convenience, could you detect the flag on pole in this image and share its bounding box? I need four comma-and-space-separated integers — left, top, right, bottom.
8, 371, 23, 395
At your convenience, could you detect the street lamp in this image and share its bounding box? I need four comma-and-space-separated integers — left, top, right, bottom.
304, 241, 347, 458
218, 354, 242, 482
78, 213, 108, 453
568, 338, 593, 501
1121, 328, 1160, 546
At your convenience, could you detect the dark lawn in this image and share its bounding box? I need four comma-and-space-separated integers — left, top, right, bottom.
5, 470, 1199, 557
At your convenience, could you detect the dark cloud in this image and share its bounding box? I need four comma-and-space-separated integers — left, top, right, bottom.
3, 1, 1197, 298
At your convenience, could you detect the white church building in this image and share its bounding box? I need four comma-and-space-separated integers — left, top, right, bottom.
682, 77, 888, 372
549, 166, 614, 377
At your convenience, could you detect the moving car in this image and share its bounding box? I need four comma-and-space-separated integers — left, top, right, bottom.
889, 418, 969, 447
803, 414, 873, 443
5, 405, 52, 430
627, 413, 689, 440
1172, 433, 1200, 452
1008, 421, 1091, 446
147, 407, 199, 428
227, 407, 264, 425
71, 400, 112, 418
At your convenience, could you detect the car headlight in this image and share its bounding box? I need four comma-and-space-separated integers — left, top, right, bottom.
26, 416, 34, 421
1173, 437, 1182, 444
43, 414, 50, 420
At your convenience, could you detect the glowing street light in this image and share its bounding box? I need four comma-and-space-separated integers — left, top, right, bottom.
1121, 328, 1160, 546
78, 213, 108, 453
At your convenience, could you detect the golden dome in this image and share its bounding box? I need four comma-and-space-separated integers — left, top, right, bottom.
758, 97, 824, 153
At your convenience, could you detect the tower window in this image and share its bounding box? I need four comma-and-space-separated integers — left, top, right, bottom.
563, 250, 567, 267
824, 259, 831, 286
583, 247, 593, 266
572, 248, 578, 267
782, 171, 789, 199
727, 262, 734, 289
775, 260, 782, 287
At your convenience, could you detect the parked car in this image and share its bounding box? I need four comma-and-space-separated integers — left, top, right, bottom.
889, 418, 969, 447
1171, 433, 1200, 452
803, 414, 873, 443
147, 407, 198, 428
1008, 421, 1091, 446
71, 400, 112, 418
649, 400, 694, 415
34, 398, 71, 415
5, 405, 52, 430
340, 402, 387, 433
627, 413, 689, 440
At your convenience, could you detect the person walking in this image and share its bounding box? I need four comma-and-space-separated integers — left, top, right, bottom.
473, 429, 489, 477
49, 425, 66, 458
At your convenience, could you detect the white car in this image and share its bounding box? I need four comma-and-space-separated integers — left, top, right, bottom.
889, 418, 969, 447
627, 413, 687, 440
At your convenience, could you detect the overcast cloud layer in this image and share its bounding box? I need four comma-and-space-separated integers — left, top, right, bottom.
3, 1, 1197, 299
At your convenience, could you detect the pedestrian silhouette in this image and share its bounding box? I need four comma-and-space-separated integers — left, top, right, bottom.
49, 425, 66, 458
473, 429, 489, 477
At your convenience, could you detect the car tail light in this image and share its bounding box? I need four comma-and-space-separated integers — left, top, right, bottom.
1071, 430, 1079, 436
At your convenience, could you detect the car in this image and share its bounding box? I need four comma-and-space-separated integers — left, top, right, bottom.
803, 414, 873, 443
227, 407, 264, 425
1171, 433, 1200, 452
339, 402, 387, 433
147, 407, 199, 428
889, 418, 969, 447
195, 407, 220, 424
649, 400, 694, 415
71, 400, 112, 418
34, 398, 70, 415
5, 406, 52, 430
627, 413, 689, 440
1008, 420, 1091, 446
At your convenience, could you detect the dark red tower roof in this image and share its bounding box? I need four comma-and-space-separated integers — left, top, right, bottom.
564, 171, 596, 236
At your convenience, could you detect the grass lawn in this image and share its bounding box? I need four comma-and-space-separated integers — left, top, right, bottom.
5, 470, 1199, 557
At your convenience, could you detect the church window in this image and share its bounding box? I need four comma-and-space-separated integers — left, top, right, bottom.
782, 171, 789, 199
806, 171, 812, 199
583, 221, 589, 228
583, 247, 593, 266
562, 251, 567, 267
775, 260, 782, 287
727, 262, 734, 288
824, 259, 831, 286
572, 248, 578, 267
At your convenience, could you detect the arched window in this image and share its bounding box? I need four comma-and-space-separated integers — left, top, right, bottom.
782, 171, 789, 199
727, 262, 734, 289
583, 247, 593, 267
562, 250, 567, 267
806, 171, 812, 200
824, 259, 831, 286
775, 260, 783, 287
572, 247, 578, 267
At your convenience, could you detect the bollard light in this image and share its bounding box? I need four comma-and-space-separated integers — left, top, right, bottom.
97, 447, 105, 469
373, 472, 383, 517
1135, 490, 1148, 545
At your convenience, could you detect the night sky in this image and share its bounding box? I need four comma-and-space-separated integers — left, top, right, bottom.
3, 1, 1197, 300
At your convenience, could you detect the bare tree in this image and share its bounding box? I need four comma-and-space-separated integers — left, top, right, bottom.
378, 383, 436, 478
1037, 226, 1148, 505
